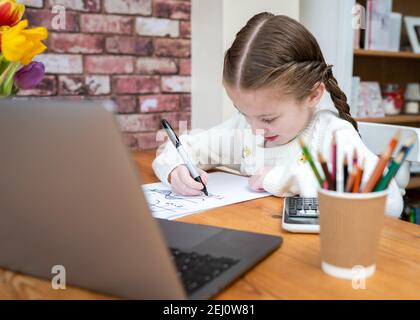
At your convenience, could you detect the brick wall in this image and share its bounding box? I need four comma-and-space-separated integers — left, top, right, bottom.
20, 0, 191, 150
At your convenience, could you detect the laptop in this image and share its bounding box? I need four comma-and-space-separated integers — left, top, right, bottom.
0, 99, 282, 299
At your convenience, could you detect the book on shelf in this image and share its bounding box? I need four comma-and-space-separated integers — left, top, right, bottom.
356, 0, 402, 52
351, 79, 385, 118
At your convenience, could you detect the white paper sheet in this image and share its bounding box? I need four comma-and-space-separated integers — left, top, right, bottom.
142, 172, 270, 220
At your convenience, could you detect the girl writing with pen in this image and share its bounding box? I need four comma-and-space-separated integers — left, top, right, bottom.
152, 13, 403, 217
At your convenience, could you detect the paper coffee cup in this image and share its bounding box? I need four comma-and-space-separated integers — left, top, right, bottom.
317, 189, 387, 280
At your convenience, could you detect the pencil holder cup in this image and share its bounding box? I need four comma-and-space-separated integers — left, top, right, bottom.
317, 189, 388, 280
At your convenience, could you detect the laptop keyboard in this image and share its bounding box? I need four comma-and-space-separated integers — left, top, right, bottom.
170, 247, 239, 294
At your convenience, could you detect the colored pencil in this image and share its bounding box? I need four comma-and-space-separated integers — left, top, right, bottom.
352, 158, 365, 193
374, 134, 416, 191
299, 139, 323, 187
362, 129, 402, 193
345, 165, 358, 192
331, 132, 337, 190
352, 148, 358, 168
343, 153, 348, 191
318, 151, 334, 190
359, 158, 365, 190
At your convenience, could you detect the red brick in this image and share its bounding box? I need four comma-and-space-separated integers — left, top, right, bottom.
47, 0, 100, 12
105, 36, 153, 55
22, 0, 43, 8
113, 76, 160, 94
24, 9, 78, 32
180, 111, 191, 128
85, 75, 111, 95
139, 94, 180, 112
154, 38, 190, 57
136, 57, 177, 75
104, 0, 151, 15
80, 14, 132, 34
180, 111, 191, 122
130, 132, 161, 150
179, 58, 190, 75
156, 111, 190, 130
180, 94, 191, 111
58, 75, 110, 95
37, 54, 83, 74
160, 112, 182, 129
117, 114, 161, 132
58, 75, 85, 95
122, 133, 139, 151
180, 21, 191, 38
114, 95, 138, 114
85, 56, 134, 74
154, 0, 190, 20
136, 17, 179, 37
17, 76, 57, 96
161, 76, 190, 93
49, 33, 103, 54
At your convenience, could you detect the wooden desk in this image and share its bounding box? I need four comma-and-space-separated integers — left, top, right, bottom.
1, 150, 420, 299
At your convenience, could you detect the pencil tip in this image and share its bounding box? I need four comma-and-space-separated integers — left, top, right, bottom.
317, 151, 323, 162
298, 138, 305, 147
407, 133, 417, 145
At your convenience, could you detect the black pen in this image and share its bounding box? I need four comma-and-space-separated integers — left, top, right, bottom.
161, 119, 208, 196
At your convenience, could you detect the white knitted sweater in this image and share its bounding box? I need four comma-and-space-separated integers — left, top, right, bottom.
152, 109, 403, 218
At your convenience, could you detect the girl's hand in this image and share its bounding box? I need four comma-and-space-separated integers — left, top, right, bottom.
169, 165, 209, 196
248, 167, 273, 192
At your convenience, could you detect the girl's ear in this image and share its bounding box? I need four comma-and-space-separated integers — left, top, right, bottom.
307, 82, 325, 109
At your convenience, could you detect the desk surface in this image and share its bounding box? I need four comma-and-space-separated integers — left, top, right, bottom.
1, 150, 420, 299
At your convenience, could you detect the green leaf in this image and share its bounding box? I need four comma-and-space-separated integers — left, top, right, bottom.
0, 62, 20, 96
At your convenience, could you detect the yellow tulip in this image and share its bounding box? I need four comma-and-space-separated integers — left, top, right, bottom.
1, 19, 48, 65
0, 0, 25, 27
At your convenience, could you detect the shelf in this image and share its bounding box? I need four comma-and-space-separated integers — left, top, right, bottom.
356, 115, 420, 124
354, 49, 420, 59
407, 176, 420, 190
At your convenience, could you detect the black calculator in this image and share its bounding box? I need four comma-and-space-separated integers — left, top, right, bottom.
282, 197, 320, 233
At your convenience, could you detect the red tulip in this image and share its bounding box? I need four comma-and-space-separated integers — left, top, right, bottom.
0, 0, 24, 27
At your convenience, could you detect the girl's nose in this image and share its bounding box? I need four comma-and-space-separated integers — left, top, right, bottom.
251, 124, 267, 136
247, 118, 266, 135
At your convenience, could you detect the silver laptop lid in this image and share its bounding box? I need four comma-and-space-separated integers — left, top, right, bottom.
0, 99, 186, 299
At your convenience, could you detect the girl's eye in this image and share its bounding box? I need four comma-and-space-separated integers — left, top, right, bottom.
261, 118, 277, 124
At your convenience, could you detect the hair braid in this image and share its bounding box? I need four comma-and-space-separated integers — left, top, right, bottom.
323, 66, 359, 133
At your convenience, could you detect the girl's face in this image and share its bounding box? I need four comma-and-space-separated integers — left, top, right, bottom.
224, 83, 324, 146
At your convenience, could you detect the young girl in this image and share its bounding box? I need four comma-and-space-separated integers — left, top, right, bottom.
152, 13, 403, 217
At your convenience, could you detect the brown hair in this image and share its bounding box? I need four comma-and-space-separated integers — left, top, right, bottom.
223, 13, 358, 132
